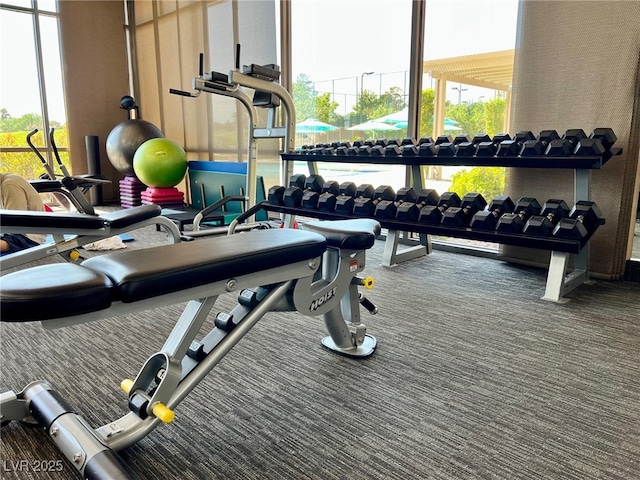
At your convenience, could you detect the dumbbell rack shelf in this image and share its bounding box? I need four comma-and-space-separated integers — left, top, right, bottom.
279, 147, 622, 303
282, 147, 621, 169
262, 203, 604, 255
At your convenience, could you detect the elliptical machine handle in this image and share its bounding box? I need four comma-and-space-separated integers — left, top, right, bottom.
26, 129, 57, 181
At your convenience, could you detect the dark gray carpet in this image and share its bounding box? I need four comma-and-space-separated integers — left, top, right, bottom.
1, 223, 640, 479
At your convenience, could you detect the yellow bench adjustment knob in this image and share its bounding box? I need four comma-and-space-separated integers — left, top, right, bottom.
152, 403, 175, 423
121, 379, 134, 394
69, 250, 81, 261
121, 379, 174, 422
362, 277, 374, 289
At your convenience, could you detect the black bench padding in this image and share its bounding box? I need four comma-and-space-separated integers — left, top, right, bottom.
85, 229, 326, 303
101, 204, 162, 229
0, 209, 108, 231
301, 219, 380, 250
1, 229, 327, 322
0, 263, 113, 321
0, 204, 163, 233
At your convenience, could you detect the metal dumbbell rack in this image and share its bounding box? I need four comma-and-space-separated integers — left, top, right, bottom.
277, 145, 622, 303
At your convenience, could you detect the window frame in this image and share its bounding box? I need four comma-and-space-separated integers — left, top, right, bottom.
0, 0, 66, 170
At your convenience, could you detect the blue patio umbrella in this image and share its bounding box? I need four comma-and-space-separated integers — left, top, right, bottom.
374, 107, 409, 125
374, 108, 461, 130
347, 120, 401, 132
296, 118, 338, 133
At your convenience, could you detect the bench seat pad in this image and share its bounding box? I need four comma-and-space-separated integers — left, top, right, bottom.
101, 204, 162, 229
301, 219, 380, 250
0, 209, 108, 231
0, 263, 113, 321
1, 229, 326, 322
84, 229, 326, 303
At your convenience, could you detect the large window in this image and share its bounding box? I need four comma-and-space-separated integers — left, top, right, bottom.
0, 0, 68, 180
289, 0, 518, 193
421, 2, 518, 198
420, 1, 518, 249
288, 0, 519, 252
291, 0, 413, 192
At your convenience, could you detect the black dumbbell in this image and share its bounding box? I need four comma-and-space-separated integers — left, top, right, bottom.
384, 143, 403, 156
546, 128, 587, 156
267, 185, 285, 205
396, 189, 441, 222
492, 133, 512, 145
453, 134, 472, 145
288, 173, 307, 187
335, 143, 350, 155
435, 134, 453, 145
319, 181, 352, 212
418, 192, 462, 224
312, 144, 333, 155
441, 193, 487, 227
347, 144, 360, 155
476, 141, 497, 156
371, 144, 387, 156
418, 142, 438, 156
436, 142, 458, 157
522, 130, 561, 157
496, 130, 535, 156
306, 180, 340, 211
358, 144, 372, 156
403, 144, 419, 156
573, 127, 618, 156
552, 201, 603, 239
434, 134, 457, 157
523, 199, 570, 236
470, 195, 516, 230
453, 134, 482, 157
537, 130, 560, 146
266, 174, 307, 205
587, 128, 617, 151
495, 197, 541, 233
374, 187, 418, 220
335, 183, 372, 214
353, 185, 395, 216
545, 138, 573, 156
456, 134, 491, 157
563, 128, 587, 146
401, 138, 418, 155
472, 133, 492, 145
457, 141, 477, 157
283, 174, 324, 207
520, 139, 546, 156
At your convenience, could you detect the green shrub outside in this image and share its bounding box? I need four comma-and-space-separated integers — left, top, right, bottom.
449, 166, 506, 202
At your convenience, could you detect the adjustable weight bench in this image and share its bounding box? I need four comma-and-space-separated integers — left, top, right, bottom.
0, 218, 381, 479
0, 204, 182, 269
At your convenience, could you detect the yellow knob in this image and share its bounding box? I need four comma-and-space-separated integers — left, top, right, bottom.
120, 379, 134, 394
362, 277, 374, 289
69, 250, 81, 261
152, 403, 175, 423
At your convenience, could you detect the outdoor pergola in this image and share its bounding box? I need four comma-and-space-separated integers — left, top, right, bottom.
423, 49, 514, 137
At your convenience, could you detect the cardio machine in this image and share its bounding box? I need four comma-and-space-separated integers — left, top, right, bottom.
26, 128, 109, 215
0, 215, 381, 479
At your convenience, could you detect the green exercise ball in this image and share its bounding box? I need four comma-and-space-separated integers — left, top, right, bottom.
133, 138, 188, 188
